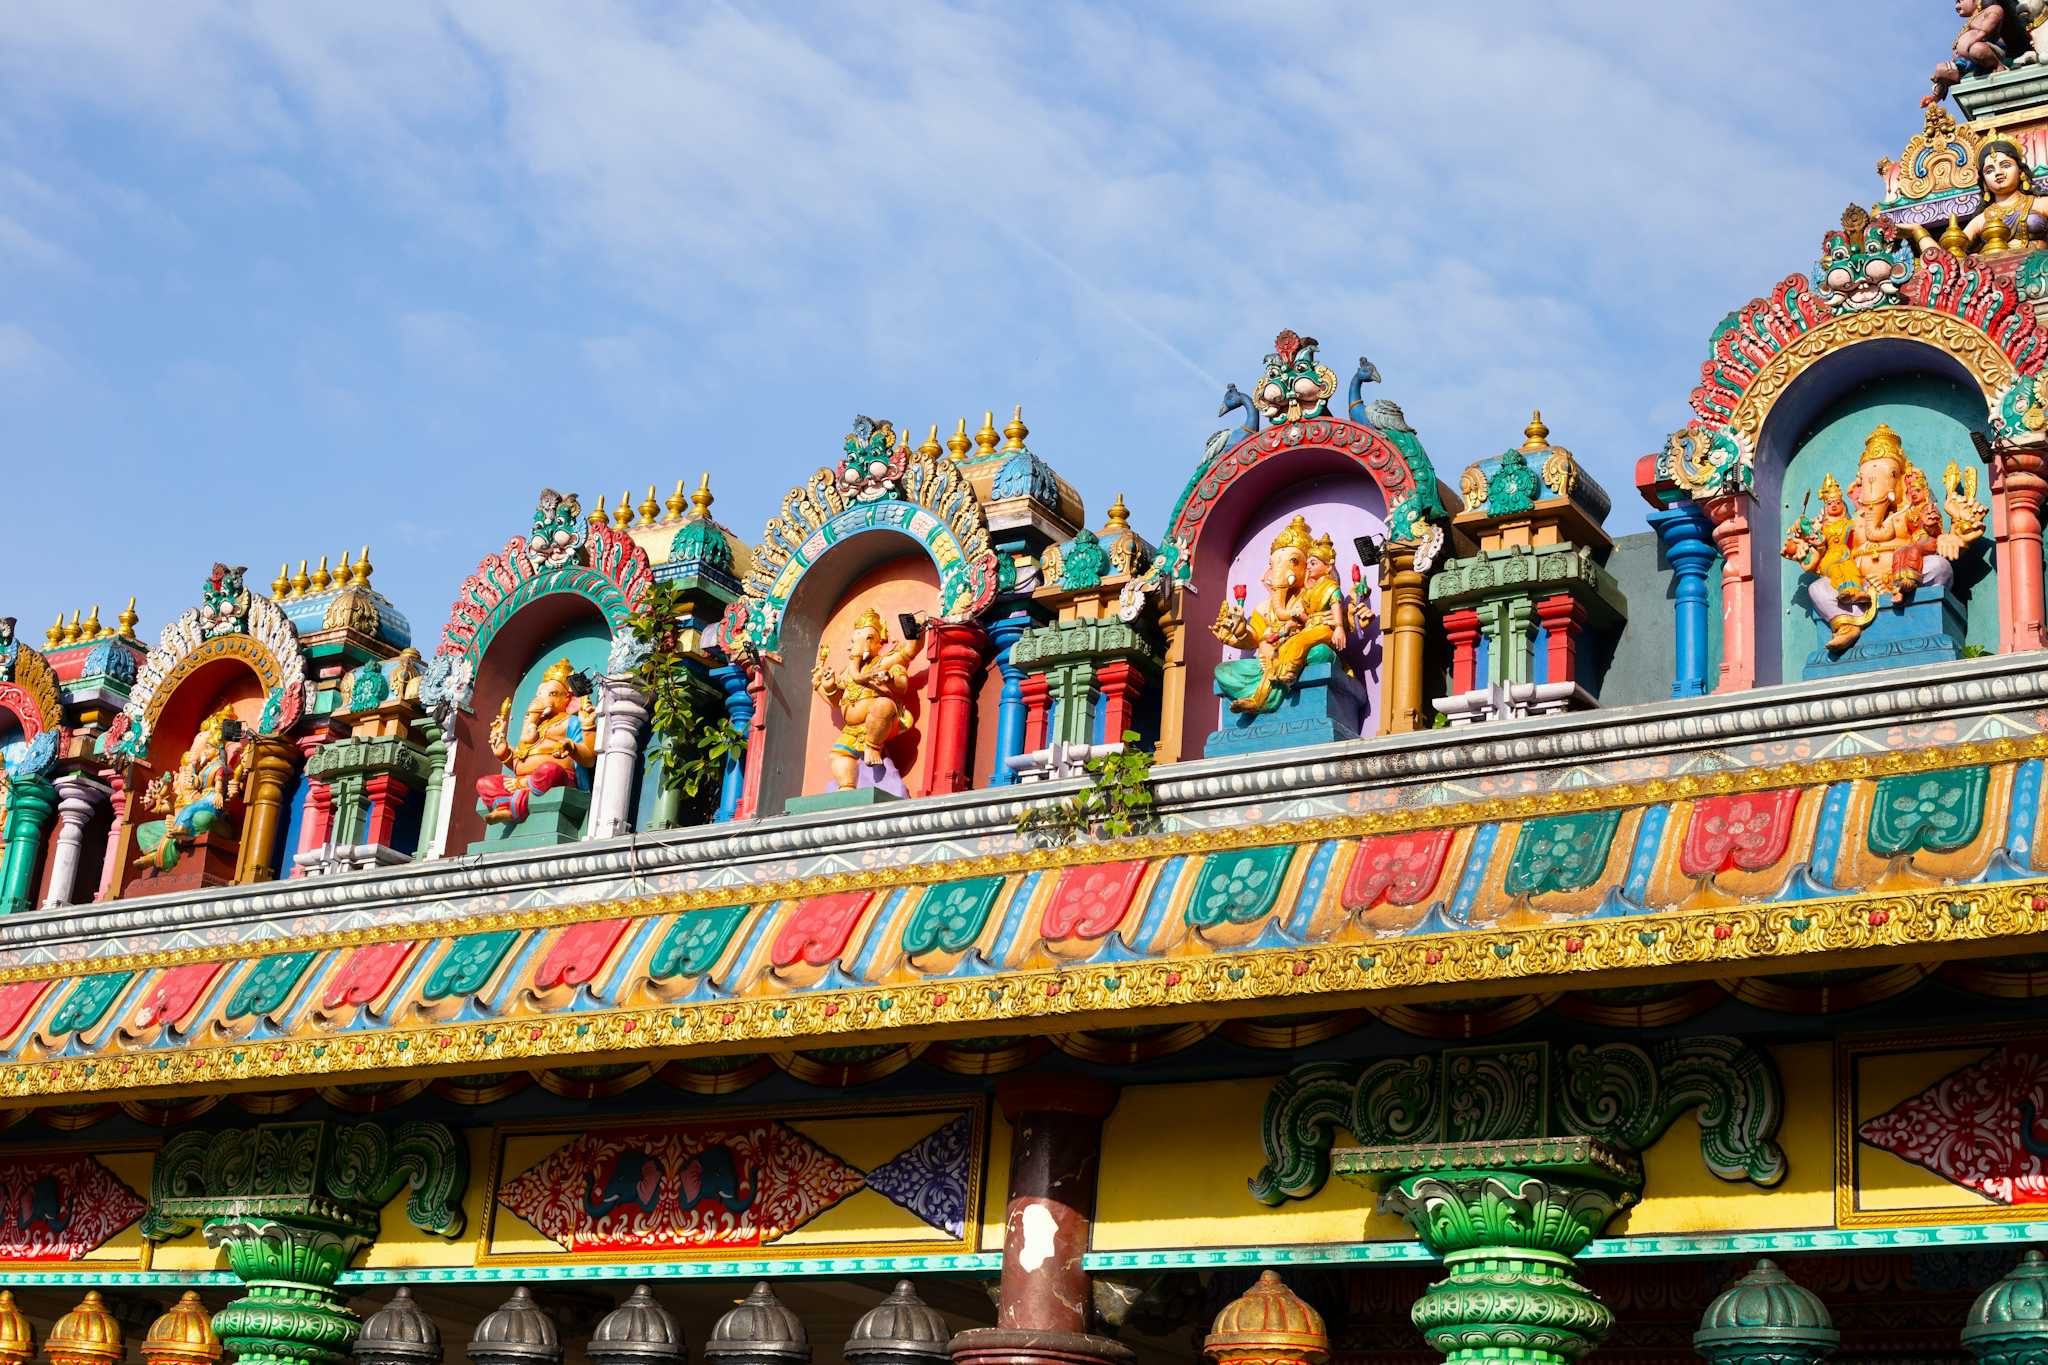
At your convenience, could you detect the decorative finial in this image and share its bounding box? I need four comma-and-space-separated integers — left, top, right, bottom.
638, 484, 660, 525
61, 610, 80, 646
946, 417, 971, 462
1106, 493, 1130, 530
1521, 410, 1551, 451
615, 490, 633, 529
592, 494, 609, 525
311, 556, 332, 592
118, 596, 139, 640
272, 563, 291, 598
292, 559, 311, 596
337, 549, 353, 586
1941, 214, 1970, 255
1002, 405, 1028, 451
919, 424, 943, 460
83, 604, 102, 639
974, 410, 1000, 459
44, 616, 61, 649
355, 545, 373, 586
665, 479, 689, 522
690, 472, 714, 519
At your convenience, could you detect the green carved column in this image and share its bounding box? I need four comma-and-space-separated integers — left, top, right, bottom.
0, 775, 56, 914
414, 716, 448, 862
1694, 1260, 1838, 1365
1046, 661, 1099, 746
1336, 1137, 1642, 1365
1962, 1249, 2048, 1365
140, 1120, 467, 1365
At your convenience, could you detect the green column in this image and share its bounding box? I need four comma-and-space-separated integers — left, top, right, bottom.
1694, 1259, 1838, 1365
1047, 661, 1098, 747
413, 719, 447, 862
141, 1121, 467, 1365
1963, 1249, 2048, 1365
0, 775, 55, 914
1337, 1137, 1641, 1365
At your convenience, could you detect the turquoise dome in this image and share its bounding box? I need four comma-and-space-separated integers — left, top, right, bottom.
1963, 1250, 2048, 1365
1694, 1260, 1838, 1365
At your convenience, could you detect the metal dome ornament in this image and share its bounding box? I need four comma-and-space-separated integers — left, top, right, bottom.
589, 1286, 686, 1365
357, 1288, 443, 1365
467, 1288, 562, 1365
1203, 1271, 1329, 1365
703, 1283, 809, 1365
0, 1290, 33, 1365
142, 1292, 224, 1365
47, 1291, 124, 1365
1963, 1249, 2048, 1365
843, 1281, 950, 1365
1694, 1260, 1839, 1365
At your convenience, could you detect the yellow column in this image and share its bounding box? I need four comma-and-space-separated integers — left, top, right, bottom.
1378, 546, 1428, 734
235, 737, 300, 884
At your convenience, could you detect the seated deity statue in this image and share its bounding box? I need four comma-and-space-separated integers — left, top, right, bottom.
1211, 515, 1352, 714
1781, 423, 1987, 652
811, 607, 923, 791
476, 657, 597, 825
133, 705, 246, 873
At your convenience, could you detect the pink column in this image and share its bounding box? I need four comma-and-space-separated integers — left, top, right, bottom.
1993, 437, 2048, 652
291, 735, 334, 877
93, 770, 127, 903
736, 670, 769, 821
1705, 494, 1756, 692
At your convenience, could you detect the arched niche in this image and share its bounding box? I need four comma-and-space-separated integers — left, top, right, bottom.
753, 532, 942, 815
1172, 441, 1390, 756
115, 654, 269, 897
442, 591, 614, 856
1750, 338, 1994, 685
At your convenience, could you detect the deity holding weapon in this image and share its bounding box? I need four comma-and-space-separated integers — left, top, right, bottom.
1211, 515, 1353, 714
1781, 423, 1986, 652
475, 657, 597, 825
132, 705, 248, 873
812, 607, 923, 791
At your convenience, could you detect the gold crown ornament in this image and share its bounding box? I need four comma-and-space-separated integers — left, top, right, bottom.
141, 1292, 222, 1365
46, 1291, 122, 1365
542, 657, 577, 686
0, 1290, 32, 1365
852, 607, 887, 637
1269, 515, 1318, 556
1859, 423, 1907, 473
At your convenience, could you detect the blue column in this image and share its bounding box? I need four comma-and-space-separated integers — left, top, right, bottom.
985, 611, 1033, 786
1649, 503, 1719, 699
711, 664, 754, 823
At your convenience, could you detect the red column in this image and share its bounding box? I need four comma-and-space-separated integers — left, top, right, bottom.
93, 769, 127, 903
1019, 674, 1050, 752
1442, 608, 1483, 693
1535, 595, 1589, 687
361, 775, 410, 848
924, 622, 991, 796
1705, 494, 1755, 692
291, 733, 335, 877
1994, 439, 2048, 652
1093, 661, 1146, 743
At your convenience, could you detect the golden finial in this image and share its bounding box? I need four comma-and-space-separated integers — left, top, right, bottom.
1106, 493, 1130, 530
45, 616, 61, 649
60, 611, 80, 646
140, 1290, 220, 1365
1002, 405, 1028, 452
638, 484, 660, 525
592, 494, 608, 525
46, 1290, 121, 1365
337, 549, 353, 587
118, 596, 139, 640
310, 556, 331, 592
665, 479, 688, 522
947, 417, 972, 462
355, 545, 373, 586
897, 421, 911, 451
919, 424, 943, 460
83, 604, 102, 639
292, 559, 311, 596
690, 472, 714, 519
0, 1287, 32, 1365
1521, 410, 1551, 451
272, 563, 291, 598
974, 410, 1000, 460
1940, 214, 1970, 255
615, 490, 633, 529
1985, 211, 2012, 254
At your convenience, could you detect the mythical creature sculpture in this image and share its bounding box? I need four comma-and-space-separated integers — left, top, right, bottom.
1925, 0, 2023, 106
476, 658, 597, 825
811, 607, 922, 791
1253, 331, 1338, 425
529, 488, 584, 569
132, 706, 247, 873
0, 617, 15, 681
1211, 515, 1352, 714
1781, 424, 1987, 651
197, 564, 250, 639
1819, 206, 1911, 310
837, 416, 908, 503
1919, 133, 2048, 253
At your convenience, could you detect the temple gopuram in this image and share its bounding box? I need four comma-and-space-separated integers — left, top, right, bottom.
12, 18, 2048, 1365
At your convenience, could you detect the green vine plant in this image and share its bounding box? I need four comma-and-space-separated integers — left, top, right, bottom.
629, 583, 745, 827
1014, 731, 1158, 848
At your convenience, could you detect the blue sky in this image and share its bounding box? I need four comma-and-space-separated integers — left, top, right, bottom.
0, 3, 1947, 645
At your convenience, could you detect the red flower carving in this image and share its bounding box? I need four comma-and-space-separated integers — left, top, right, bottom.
534, 919, 631, 992
771, 892, 874, 969
135, 962, 223, 1029
1680, 790, 1800, 878
1041, 861, 1148, 942
1341, 829, 1454, 912
0, 982, 48, 1041
322, 942, 416, 1010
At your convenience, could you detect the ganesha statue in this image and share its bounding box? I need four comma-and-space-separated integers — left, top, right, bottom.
1782, 423, 1987, 652
132, 705, 247, 874
811, 607, 922, 791
1211, 515, 1361, 714
476, 657, 597, 825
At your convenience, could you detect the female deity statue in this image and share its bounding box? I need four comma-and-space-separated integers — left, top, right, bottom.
812, 607, 922, 791
476, 657, 597, 825
1781, 423, 1987, 651
1212, 515, 1350, 714
1919, 134, 2048, 251
132, 705, 246, 872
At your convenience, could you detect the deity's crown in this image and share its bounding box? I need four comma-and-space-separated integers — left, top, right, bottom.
1859, 423, 1907, 472
1310, 530, 1337, 562
852, 607, 887, 636
1269, 515, 1317, 556
198, 704, 237, 742
542, 657, 576, 685
1820, 472, 1844, 502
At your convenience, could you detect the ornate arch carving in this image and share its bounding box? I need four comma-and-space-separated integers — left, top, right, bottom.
0, 639, 62, 740
1166, 414, 1440, 550
107, 588, 305, 764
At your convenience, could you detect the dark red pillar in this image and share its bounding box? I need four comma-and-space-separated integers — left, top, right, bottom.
362, 774, 410, 848
1536, 594, 1589, 687
925, 622, 991, 795
950, 1076, 1131, 1365
1092, 662, 1145, 744
1019, 674, 1051, 753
